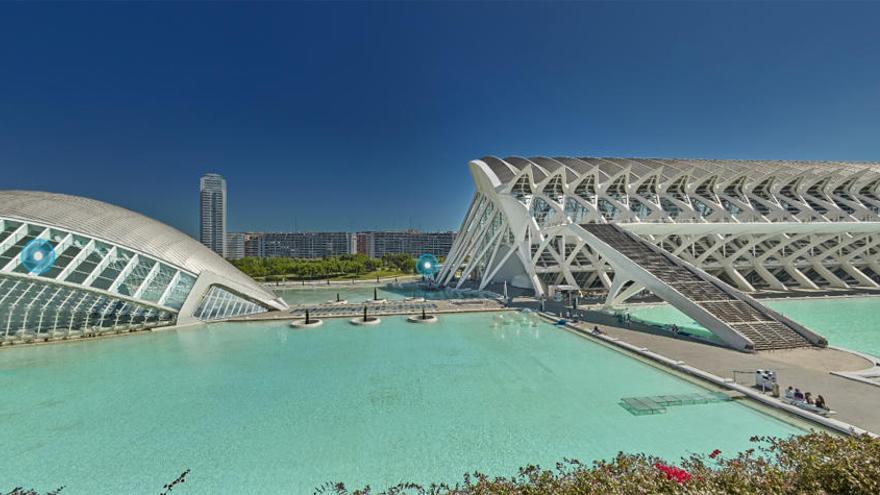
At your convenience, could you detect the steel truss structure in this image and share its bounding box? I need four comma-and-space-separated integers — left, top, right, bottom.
439, 157, 880, 350
442, 156, 880, 294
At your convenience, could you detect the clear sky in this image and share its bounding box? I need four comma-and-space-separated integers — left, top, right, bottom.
1, 2, 879, 236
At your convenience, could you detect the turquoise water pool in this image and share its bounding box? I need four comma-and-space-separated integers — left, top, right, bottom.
274, 285, 491, 305
1, 313, 804, 493
626, 296, 880, 358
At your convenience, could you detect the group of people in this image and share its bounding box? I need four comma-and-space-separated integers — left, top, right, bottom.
784, 386, 829, 410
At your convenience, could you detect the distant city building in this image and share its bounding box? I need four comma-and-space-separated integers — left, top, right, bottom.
359, 230, 457, 258
244, 233, 262, 258
225, 232, 245, 260
258, 232, 355, 258
355, 232, 370, 255
199, 173, 227, 257
235, 230, 456, 259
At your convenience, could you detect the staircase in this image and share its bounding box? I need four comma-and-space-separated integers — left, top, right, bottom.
583, 224, 819, 351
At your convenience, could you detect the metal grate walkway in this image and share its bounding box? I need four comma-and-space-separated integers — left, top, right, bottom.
619, 391, 732, 415
583, 224, 817, 351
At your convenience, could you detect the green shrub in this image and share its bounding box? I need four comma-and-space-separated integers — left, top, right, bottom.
314, 432, 880, 495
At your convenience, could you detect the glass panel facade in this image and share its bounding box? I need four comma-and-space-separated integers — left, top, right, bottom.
0, 224, 47, 269
118, 257, 156, 296
162, 273, 196, 310
0, 220, 22, 244
64, 245, 106, 285
41, 235, 87, 279
0, 274, 174, 341
194, 285, 268, 321
0, 216, 272, 339
141, 264, 176, 303
0, 216, 197, 313
90, 248, 136, 291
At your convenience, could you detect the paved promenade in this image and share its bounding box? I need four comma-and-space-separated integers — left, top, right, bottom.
261, 274, 421, 289
231, 297, 505, 322
571, 320, 880, 434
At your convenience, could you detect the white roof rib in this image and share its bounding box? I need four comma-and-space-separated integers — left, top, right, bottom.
479, 157, 880, 185
481, 156, 518, 184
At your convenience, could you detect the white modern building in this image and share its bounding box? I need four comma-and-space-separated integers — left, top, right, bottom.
200, 173, 227, 257
0, 191, 287, 344
438, 157, 880, 351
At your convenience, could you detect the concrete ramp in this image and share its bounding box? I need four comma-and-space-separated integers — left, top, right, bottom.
575, 224, 827, 352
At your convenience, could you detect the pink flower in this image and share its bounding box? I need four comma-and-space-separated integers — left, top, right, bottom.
654, 463, 692, 483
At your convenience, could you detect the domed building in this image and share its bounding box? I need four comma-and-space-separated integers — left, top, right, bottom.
0, 190, 287, 343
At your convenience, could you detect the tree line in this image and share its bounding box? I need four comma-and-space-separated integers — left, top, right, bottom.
231, 253, 417, 280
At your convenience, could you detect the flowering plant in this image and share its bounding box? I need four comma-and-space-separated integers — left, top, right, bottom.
654, 462, 692, 483
315, 432, 880, 495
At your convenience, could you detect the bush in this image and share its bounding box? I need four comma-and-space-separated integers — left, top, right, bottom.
11, 434, 877, 494
314, 432, 880, 495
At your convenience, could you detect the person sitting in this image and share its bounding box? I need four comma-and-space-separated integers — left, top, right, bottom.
815, 395, 827, 410
784, 386, 794, 400
793, 388, 804, 401
592, 325, 602, 336
805, 392, 814, 405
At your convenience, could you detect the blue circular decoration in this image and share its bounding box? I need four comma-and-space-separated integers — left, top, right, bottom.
416, 253, 440, 277
20, 239, 56, 275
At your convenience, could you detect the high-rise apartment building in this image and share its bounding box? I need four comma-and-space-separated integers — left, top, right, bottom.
227, 230, 456, 259
357, 230, 457, 258
258, 232, 355, 258
244, 233, 263, 258
225, 232, 245, 260
199, 173, 227, 257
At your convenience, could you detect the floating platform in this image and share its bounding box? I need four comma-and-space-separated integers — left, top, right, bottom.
619, 391, 732, 415
290, 319, 323, 329
350, 317, 381, 326
407, 314, 438, 324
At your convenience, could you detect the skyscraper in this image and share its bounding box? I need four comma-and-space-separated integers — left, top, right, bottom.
200, 173, 226, 257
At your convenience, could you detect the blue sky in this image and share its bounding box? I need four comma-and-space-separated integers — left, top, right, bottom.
1, 2, 879, 236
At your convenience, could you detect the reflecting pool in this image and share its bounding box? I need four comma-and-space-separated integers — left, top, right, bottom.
1, 313, 804, 493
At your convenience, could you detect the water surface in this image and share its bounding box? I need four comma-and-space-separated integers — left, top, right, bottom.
1, 313, 803, 493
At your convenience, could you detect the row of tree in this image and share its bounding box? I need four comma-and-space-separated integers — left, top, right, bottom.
231, 253, 417, 280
